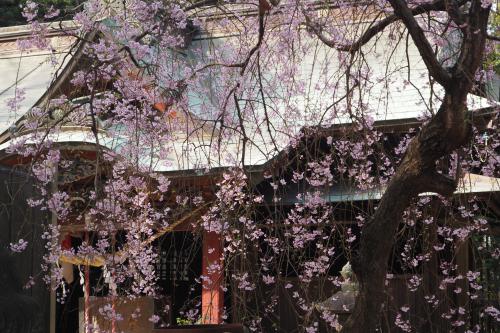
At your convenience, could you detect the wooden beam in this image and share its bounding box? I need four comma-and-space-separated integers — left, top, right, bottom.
59, 203, 210, 267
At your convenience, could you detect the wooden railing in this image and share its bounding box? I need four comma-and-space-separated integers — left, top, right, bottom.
153, 324, 245, 333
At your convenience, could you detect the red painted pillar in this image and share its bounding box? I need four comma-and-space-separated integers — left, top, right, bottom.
61, 234, 74, 284
201, 231, 224, 324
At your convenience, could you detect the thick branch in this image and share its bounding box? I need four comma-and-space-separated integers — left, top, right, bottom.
306, 0, 467, 55
388, 0, 452, 87
445, 0, 467, 26
487, 34, 500, 42
421, 171, 457, 196
453, 0, 491, 88
339, 0, 466, 52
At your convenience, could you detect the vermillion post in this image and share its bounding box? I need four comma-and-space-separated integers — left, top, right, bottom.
201, 231, 223, 324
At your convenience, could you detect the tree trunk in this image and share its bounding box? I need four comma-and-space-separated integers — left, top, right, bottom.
341, 2, 491, 331
342, 94, 467, 332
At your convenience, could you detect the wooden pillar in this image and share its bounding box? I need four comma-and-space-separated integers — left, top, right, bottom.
201, 231, 224, 324
422, 221, 439, 332
50, 165, 58, 333
455, 238, 470, 333
84, 231, 91, 333
422, 200, 442, 332
61, 234, 74, 284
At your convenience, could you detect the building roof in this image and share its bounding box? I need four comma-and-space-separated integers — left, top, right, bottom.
0, 23, 75, 136
272, 173, 500, 205
0, 17, 496, 172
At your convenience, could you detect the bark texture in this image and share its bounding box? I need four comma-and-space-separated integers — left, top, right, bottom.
341, 1, 491, 332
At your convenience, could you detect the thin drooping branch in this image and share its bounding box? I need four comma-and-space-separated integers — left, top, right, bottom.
256, 52, 279, 152
239, 6, 267, 75
388, 0, 452, 87
233, 92, 248, 168
187, 4, 268, 78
